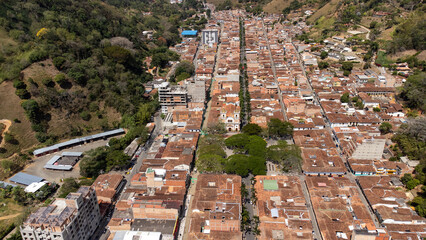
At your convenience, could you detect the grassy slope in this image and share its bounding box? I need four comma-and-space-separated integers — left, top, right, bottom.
0, 81, 37, 158
206, 0, 239, 7
307, 0, 340, 23
0, 58, 123, 159
263, 0, 292, 14
20, 60, 122, 140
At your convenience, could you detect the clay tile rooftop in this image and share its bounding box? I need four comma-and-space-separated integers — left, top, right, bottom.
188, 174, 242, 240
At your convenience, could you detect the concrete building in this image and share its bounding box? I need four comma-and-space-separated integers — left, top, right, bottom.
187, 80, 206, 103
158, 82, 188, 113
202, 29, 219, 45
21, 186, 100, 240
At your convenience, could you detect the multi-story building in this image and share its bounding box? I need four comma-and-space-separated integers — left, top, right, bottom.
201, 29, 219, 45
20, 186, 100, 240
158, 82, 188, 113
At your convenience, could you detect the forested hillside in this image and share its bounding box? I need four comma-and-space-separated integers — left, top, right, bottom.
0, 0, 204, 158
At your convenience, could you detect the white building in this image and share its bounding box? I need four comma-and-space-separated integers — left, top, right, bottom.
201, 29, 219, 45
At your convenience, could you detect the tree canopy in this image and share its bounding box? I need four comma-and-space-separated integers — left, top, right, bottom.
242, 123, 262, 136
267, 118, 294, 139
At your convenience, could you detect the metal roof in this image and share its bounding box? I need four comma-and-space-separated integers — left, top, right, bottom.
33, 128, 125, 156
46, 155, 61, 165
0, 181, 17, 188
10, 172, 44, 186
61, 152, 83, 157
181, 30, 198, 36
44, 165, 73, 171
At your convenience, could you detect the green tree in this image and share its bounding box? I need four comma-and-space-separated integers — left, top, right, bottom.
196, 154, 225, 172
266, 140, 302, 172
198, 143, 226, 158
406, 179, 420, 190
341, 61, 354, 72
53, 56, 66, 70
80, 111, 91, 121
135, 102, 156, 125
399, 72, 426, 111
379, 122, 392, 134
245, 135, 267, 158
106, 150, 130, 171
205, 122, 227, 135
4, 133, 18, 145
15, 89, 30, 99
225, 154, 250, 176
242, 123, 262, 136
267, 118, 294, 139
225, 134, 249, 149
174, 61, 194, 79
13, 80, 26, 89
54, 73, 67, 86
369, 21, 378, 29
320, 51, 328, 60
318, 61, 329, 69
401, 173, 414, 185
59, 178, 79, 197
340, 92, 350, 103
42, 78, 54, 87
80, 147, 108, 178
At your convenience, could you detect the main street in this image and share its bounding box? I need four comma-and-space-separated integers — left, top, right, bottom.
242, 176, 255, 240
261, 19, 288, 121
95, 114, 163, 240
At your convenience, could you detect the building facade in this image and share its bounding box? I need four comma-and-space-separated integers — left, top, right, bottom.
201, 29, 219, 45
158, 82, 188, 113
21, 186, 101, 240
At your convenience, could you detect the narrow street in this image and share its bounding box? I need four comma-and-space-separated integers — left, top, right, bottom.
294, 42, 381, 229
298, 175, 323, 240
242, 176, 255, 240
95, 115, 163, 240
261, 19, 288, 121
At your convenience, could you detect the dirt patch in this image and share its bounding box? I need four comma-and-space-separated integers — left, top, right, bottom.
388, 50, 418, 61
379, 26, 395, 41
0, 81, 38, 158
21, 59, 60, 82
0, 213, 20, 221
0, 119, 12, 147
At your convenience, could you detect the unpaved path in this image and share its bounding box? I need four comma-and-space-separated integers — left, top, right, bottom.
0, 119, 12, 147
0, 212, 20, 220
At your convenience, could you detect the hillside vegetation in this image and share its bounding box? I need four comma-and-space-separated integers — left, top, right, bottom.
0, 0, 206, 160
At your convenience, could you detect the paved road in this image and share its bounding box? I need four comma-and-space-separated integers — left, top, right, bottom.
242, 176, 255, 240
261, 19, 288, 121
294, 42, 381, 229
298, 175, 323, 240
95, 115, 163, 240
201, 23, 223, 130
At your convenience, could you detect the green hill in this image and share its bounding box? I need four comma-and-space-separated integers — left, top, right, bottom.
0, 0, 203, 159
